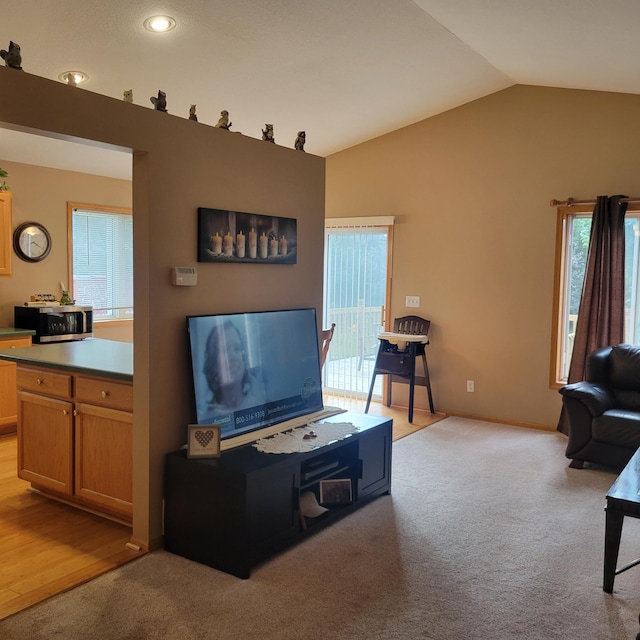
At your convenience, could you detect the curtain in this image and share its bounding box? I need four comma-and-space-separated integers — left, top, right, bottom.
558, 194, 627, 434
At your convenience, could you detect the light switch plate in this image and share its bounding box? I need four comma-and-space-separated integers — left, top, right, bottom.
406, 295, 420, 308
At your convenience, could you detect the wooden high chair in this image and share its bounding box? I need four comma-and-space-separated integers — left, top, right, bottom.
365, 315, 434, 422
320, 322, 336, 369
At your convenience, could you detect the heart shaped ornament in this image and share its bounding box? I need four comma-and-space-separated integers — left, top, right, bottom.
195, 430, 215, 448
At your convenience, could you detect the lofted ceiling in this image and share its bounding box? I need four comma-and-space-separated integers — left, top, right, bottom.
2, 0, 640, 180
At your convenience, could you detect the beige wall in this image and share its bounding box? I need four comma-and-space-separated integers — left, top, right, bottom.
0, 160, 133, 342
0, 68, 325, 548
326, 85, 640, 429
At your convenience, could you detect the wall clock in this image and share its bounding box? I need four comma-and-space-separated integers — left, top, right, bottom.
13, 222, 52, 262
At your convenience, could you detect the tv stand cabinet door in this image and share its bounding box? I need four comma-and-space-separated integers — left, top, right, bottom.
247, 466, 299, 559
358, 420, 392, 497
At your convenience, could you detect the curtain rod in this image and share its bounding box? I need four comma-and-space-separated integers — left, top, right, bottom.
550, 197, 640, 207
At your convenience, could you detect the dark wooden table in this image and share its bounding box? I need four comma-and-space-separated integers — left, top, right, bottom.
604, 448, 640, 593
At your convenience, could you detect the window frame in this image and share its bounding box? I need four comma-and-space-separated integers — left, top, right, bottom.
550, 202, 640, 387
67, 201, 133, 324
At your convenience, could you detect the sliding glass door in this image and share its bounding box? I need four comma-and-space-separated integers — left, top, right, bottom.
323, 217, 393, 399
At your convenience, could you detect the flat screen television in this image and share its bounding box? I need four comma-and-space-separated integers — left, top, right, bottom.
187, 308, 325, 444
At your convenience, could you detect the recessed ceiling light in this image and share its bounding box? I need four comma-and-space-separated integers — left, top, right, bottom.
143, 15, 176, 32
58, 71, 89, 86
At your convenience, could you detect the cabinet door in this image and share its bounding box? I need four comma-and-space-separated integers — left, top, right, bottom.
247, 468, 298, 556
0, 337, 32, 432
0, 360, 18, 429
358, 422, 392, 498
74, 402, 133, 520
17, 390, 73, 495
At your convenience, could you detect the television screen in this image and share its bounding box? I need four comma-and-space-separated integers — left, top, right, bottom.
187, 308, 324, 441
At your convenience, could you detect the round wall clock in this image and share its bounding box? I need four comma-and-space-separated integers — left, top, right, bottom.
13, 222, 52, 262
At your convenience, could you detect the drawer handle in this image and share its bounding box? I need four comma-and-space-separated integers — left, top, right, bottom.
101, 390, 109, 398
10, 345, 16, 349
36, 378, 44, 385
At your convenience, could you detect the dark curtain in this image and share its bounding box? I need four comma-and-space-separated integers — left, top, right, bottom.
557, 195, 627, 434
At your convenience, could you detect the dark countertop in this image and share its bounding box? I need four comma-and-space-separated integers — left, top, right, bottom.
0, 327, 36, 339
0, 338, 133, 381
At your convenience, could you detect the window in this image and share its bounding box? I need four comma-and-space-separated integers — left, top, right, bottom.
551, 203, 640, 385
68, 202, 133, 321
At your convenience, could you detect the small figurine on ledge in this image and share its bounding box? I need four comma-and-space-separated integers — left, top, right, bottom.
150, 90, 168, 112
262, 124, 275, 143
123, 89, 133, 103
215, 110, 232, 129
294, 131, 306, 152
0, 41, 23, 70
189, 104, 198, 121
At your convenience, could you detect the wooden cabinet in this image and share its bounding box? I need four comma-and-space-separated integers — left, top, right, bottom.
0, 334, 32, 434
17, 390, 74, 495
0, 191, 11, 276
16, 365, 133, 523
75, 403, 132, 517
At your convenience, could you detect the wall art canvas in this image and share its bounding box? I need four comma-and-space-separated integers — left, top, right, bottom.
198, 207, 297, 264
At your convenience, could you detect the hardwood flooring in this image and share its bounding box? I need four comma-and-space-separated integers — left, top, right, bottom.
0, 400, 444, 621
0, 434, 141, 621
324, 394, 447, 439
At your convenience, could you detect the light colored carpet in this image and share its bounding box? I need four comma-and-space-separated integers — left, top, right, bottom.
2, 416, 640, 639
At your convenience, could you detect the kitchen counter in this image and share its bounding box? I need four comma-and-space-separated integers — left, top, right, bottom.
6, 337, 134, 522
0, 338, 132, 381
0, 327, 36, 339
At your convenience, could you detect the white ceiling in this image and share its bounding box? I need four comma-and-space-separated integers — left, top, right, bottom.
2, 0, 640, 180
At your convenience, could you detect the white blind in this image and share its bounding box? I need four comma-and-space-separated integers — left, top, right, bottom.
322, 217, 393, 399
72, 207, 133, 320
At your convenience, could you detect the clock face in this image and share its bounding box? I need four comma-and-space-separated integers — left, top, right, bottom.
13, 222, 52, 262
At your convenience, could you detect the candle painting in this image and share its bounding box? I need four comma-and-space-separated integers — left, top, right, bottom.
198, 207, 297, 264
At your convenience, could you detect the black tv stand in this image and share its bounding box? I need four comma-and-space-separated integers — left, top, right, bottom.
163, 412, 392, 578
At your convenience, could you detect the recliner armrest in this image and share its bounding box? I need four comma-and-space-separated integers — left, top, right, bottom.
559, 382, 616, 417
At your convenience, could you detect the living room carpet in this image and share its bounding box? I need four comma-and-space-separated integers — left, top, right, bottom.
2, 416, 640, 639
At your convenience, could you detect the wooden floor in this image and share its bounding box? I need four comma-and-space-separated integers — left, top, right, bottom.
324, 394, 447, 440
0, 400, 445, 621
0, 434, 141, 621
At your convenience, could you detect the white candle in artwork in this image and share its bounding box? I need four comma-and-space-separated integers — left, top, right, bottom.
212, 232, 222, 254
223, 232, 233, 256
279, 235, 288, 255
236, 231, 246, 258
260, 232, 268, 258
248, 228, 257, 259
269, 236, 278, 256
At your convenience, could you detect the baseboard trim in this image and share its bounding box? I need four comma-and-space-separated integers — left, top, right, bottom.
426, 409, 556, 432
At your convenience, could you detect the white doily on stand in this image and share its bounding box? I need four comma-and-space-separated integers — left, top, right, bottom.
253, 421, 358, 454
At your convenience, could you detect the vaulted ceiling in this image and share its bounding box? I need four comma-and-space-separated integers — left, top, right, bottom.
2, 1, 640, 179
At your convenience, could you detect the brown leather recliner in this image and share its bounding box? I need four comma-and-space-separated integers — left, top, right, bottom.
559, 343, 640, 469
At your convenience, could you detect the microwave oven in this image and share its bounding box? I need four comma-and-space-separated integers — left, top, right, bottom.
15, 305, 93, 343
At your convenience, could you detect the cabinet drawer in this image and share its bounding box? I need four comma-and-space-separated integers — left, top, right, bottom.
0, 336, 32, 349
75, 376, 133, 412
17, 366, 72, 399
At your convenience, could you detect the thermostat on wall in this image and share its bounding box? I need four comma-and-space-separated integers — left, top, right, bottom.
171, 266, 197, 286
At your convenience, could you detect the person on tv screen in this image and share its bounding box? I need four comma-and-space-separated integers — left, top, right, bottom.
202, 320, 266, 421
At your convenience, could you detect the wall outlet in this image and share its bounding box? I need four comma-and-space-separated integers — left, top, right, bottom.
466, 380, 475, 392
406, 295, 420, 308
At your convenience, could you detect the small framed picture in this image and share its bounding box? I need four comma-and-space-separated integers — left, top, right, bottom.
319, 478, 353, 505
187, 424, 221, 459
